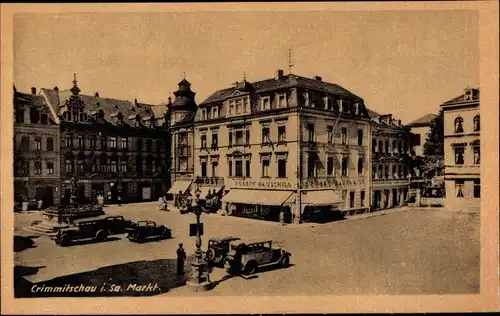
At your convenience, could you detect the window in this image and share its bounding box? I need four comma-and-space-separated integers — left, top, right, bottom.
246, 159, 251, 177
121, 160, 127, 173
212, 161, 218, 177
327, 157, 334, 176
262, 127, 270, 144
235, 159, 243, 177
261, 97, 270, 110
342, 190, 347, 207
384, 165, 389, 179
89, 136, 96, 149
372, 139, 377, 153
350, 192, 355, 208
136, 157, 142, 173
201, 108, 207, 120
201, 135, 207, 149
262, 157, 270, 177
307, 153, 316, 177
22, 160, 30, 176
392, 140, 397, 153
454, 117, 464, 133
244, 98, 250, 113
327, 126, 334, 144
46, 162, 54, 175
341, 127, 347, 145
34, 137, 42, 150
278, 157, 287, 178
454, 146, 465, 165
121, 137, 128, 149
229, 101, 234, 116
474, 180, 480, 198
65, 160, 73, 173
146, 139, 152, 152
307, 123, 315, 142
110, 137, 117, 148
473, 147, 480, 164
278, 94, 286, 108
278, 126, 286, 143
398, 141, 403, 154
413, 134, 421, 147
235, 130, 244, 146
245, 128, 250, 145
398, 165, 403, 178
360, 191, 365, 207
211, 133, 218, 149
91, 161, 97, 173
201, 161, 207, 177
78, 136, 84, 149
357, 157, 363, 175
110, 160, 117, 173
16, 109, 24, 123
136, 138, 142, 151
341, 157, 348, 177
41, 113, 48, 124
228, 160, 232, 177
455, 180, 464, 198
385, 140, 390, 154
235, 99, 243, 114
228, 131, 233, 147
372, 165, 377, 179
212, 107, 219, 119
379, 140, 384, 153
35, 161, 42, 175
392, 165, 397, 178
357, 129, 363, 146
30, 108, 40, 124
473, 115, 480, 132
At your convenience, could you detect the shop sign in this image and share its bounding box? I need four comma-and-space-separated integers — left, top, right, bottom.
195, 177, 224, 186
232, 179, 295, 189
301, 178, 365, 189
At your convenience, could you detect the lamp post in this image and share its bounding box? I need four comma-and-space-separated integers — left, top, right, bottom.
70, 176, 77, 205
186, 183, 212, 292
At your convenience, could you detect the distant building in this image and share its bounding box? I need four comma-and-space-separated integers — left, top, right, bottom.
406, 113, 437, 157
39, 74, 170, 204
13, 86, 61, 206
168, 70, 413, 223
440, 87, 480, 210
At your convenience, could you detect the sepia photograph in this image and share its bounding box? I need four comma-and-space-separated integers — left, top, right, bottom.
1, 2, 498, 314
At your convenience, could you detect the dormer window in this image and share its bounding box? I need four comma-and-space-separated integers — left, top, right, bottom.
201, 108, 207, 120
323, 95, 329, 110
244, 98, 250, 113
211, 106, 219, 119
235, 99, 243, 114
304, 91, 310, 107
465, 89, 472, 101
277, 94, 287, 108
261, 96, 270, 111
228, 100, 235, 116
473, 115, 480, 131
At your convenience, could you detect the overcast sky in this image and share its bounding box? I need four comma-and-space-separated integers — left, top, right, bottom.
13, 10, 478, 124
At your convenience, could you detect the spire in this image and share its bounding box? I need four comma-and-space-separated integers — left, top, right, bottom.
183, 72, 186, 80
288, 47, 294, 75
70, 73, 81, 96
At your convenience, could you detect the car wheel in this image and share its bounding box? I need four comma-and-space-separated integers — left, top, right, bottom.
243, 261, 257, 275
163, 229, 172, 239
96, 230, 108, 242
59, 234, 70, 247
280, 256, 290, 268
206, 248, 216, 261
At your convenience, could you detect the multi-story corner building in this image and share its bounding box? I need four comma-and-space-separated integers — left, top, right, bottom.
440, 87, 480, 210
407, 113, 437, 157
168, 70, 412, 223
13, 86, 61, 206
39, 75, 170, 204
369, 113, 413, 210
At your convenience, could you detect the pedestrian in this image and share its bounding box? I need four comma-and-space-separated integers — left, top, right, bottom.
107, 191, 112, 204
37, 199, 43, 211
176, 243, 186, 276
279, 209, 285, 226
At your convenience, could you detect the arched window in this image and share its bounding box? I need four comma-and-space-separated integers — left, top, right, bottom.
454, 117, 464, 133
473, 115, 480, 132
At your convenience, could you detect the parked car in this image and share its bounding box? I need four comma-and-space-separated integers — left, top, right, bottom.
206, 236, 241, 266
105, 215, 133, 234
224, 239, 291, 275
54, 216, 112, 246
125, 220, 172, 243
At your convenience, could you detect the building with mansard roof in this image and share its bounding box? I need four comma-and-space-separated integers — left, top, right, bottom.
168, 69, 413, 224
38, 74, 171, 204
14, 86, 61, 207
440, 87, 480, 210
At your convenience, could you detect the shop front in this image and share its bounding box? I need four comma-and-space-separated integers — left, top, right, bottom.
300, 189, 344, 223
221, 188, 295, 223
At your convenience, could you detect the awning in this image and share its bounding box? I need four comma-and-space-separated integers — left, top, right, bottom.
167, 180, 193, 195
199, 186, 224, 198
301, 190, 343, 206
222, 189, 294, 206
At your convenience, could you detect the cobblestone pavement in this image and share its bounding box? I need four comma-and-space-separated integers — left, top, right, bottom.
14, 204, 480, 296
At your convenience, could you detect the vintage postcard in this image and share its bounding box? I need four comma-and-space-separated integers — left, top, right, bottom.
1, 2, 499, 314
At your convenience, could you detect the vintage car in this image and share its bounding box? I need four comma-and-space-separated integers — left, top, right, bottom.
224, 239, 292, 275
206, 236, 241, 266
125, 220, 172, 243
54, 216, 125, 246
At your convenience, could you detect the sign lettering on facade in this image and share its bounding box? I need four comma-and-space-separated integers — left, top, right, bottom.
195, 177, 224, 186
232, 179, 294, 189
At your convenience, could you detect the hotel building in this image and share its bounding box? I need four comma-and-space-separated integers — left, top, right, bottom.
440, 87, 480, 210
168, 70, 413, 223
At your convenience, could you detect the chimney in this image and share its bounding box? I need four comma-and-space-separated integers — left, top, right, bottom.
31, 87, 36, 94
54, 86, 59, 91
276, 69, 284, 80
134, 98, 138, 106
314, 76, 322, 81
95, 92, 99, 97
398, 119, 401, 126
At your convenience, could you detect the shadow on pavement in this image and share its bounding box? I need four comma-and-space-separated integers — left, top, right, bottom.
15, 256, 194, 297
14, 235, 40, 252
65, 236, 122, 247
209, 263, 294, 290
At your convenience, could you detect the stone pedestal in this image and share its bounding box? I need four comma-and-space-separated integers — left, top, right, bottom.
186, 255, 212, 292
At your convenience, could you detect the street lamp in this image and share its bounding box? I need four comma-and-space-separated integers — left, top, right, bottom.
70, 176, 77, 205
186, 182, 212, 292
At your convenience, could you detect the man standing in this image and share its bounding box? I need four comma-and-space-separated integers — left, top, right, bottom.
176, 243, 186, 276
